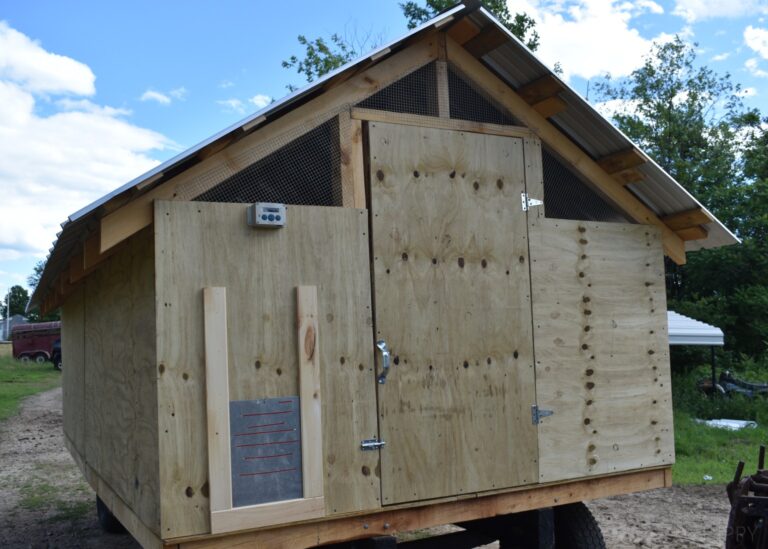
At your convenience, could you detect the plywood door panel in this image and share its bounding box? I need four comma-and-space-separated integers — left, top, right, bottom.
155, 202, 379, 538
368, 122, 538, 505
529, 219, 674, 482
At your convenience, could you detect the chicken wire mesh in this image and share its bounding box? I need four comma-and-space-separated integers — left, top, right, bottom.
447, 64, 519, 126
542, 148, 628, 223
357, 62, 438, 116
189, 55, 627, 226
195, 118, 342, 206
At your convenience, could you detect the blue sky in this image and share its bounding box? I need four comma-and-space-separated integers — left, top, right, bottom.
0, 0, 767, 304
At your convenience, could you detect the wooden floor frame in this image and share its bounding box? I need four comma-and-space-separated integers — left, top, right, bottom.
164, 467, 671, 548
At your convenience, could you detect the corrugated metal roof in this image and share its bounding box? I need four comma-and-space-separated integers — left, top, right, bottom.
31, 2, 738, 308
668, 311, 724, 346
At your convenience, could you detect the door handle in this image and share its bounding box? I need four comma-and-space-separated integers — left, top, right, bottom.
376, 339, 391, 384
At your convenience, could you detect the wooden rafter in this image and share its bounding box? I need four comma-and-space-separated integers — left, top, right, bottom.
463, 25, 508, 57
661, 208, 713, 231
446, 36, 687, 264
614, 168, 645, 186
676, 226, 709, 241
597, 148, 647, 174
516, 75, 565, 105
531, 96, 567, 119
446, 18, 481, 45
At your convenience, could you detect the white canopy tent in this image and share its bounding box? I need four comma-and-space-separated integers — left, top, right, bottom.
667, 310, 724, 392
667, 310, 724, 347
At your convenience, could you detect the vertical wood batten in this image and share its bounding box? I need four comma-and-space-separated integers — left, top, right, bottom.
339, 112, 367, 208
203, 287, 232, 515
296, 285, 324, 499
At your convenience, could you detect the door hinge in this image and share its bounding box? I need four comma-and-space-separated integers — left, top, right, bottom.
361, 438, 386, 451
521, 192, 544, 212
531, 404, 554, 425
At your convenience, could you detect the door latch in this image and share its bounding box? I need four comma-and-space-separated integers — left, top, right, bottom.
376, 339, 391, 384
531, 404, 554, 425
361, 438, 386, 451
521, 193, 544, 212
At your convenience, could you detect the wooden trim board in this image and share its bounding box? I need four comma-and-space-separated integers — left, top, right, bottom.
351, 107, 533, 138
203, 287, 232, 515
175, 467, 671, 548
204, 285, 326, 535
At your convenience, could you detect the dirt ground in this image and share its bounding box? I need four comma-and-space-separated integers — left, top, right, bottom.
0, 388, 731, 548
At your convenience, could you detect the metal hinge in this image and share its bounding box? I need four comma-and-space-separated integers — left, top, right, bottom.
531, 404, 554, 425
361, 438, 386, 451
521, 193, 544, 212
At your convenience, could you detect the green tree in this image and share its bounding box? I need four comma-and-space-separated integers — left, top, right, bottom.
594, 38, 766, 358
27, 260, 45, 290
1, 285, 29, 318
282, 1, 539, 87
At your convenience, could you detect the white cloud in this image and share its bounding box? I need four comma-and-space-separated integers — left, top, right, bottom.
217, 98, 245, 114
0, 21, 95, 95
507, 1, 676, 82
746, 57, 768, 77
738, 86, 758, 97
218, 80, 234, 89
169, 86, 187, 100
745, 25, 768, 59
140, 89, 171, 105
593, 97, 640, 120
711, 52, 730, 61
141, 86, 187, 105
672, 0, 768, 23
0, 23, 173, 281
637, 0, 664, 14
249, 94, 271, 109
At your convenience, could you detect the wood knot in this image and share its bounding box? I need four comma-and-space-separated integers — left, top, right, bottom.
304, 326, 316, 361
376, 169, 384, 181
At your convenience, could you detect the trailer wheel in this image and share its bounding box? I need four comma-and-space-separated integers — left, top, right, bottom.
19, 355, 30, 363
96, 496, 126, 534
554, 502, 606, 548
34, 353, 46, 364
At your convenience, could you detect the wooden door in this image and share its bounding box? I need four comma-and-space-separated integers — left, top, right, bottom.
528, 219, 675, 483
368, 122, 538, 505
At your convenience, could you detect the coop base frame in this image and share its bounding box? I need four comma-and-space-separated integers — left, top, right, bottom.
65, 437, 670, 549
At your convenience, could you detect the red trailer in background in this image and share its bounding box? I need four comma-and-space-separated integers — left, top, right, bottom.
11, 322, 61, 368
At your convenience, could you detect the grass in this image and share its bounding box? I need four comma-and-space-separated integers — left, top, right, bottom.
0, 355, 61, 420
672, 363, 768, 485
17, 462, 93, 522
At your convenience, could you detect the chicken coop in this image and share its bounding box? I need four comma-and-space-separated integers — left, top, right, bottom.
31, 3, 738, 548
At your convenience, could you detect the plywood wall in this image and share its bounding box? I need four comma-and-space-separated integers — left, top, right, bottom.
154, 201, 379, 539
61, 284, 85, 454
530, 219, 674, 482
62, 229, 160, 534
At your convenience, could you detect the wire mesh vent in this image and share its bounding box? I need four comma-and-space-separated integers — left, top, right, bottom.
542, 148, 628, 223
447, 64, 519, 126
357, 62, 438, 116
195, 118, 341, 206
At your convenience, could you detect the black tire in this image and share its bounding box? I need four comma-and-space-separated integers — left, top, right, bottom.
34, 354, 46, 364
54, 360, 62, 371
554, 502, 606, 549
96, 496, 126, 534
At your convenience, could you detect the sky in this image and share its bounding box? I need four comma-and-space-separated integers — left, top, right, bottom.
0, 0, 767, 305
